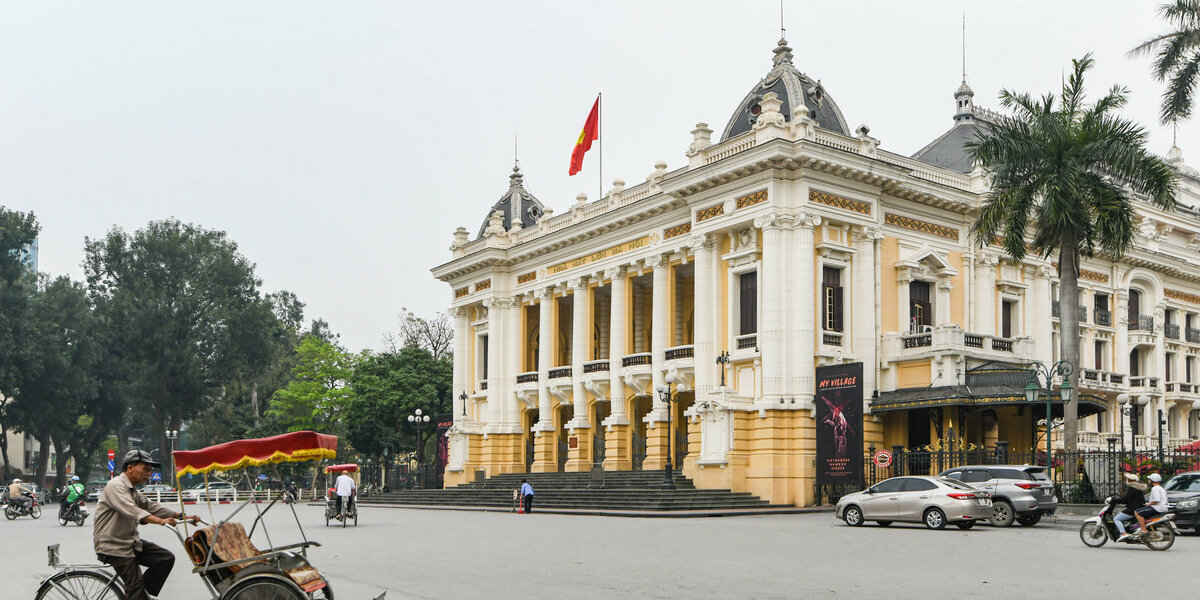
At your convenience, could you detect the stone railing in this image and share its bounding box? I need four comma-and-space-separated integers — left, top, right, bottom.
822, 332, 842, 346
703, 136, 758, 164
583, 360, 610, 373
548, 367, 572, 380
1080, 370, 1125, 389
1129, 376, 1160, 389
735, 334, 758, 350
665, 345, 695, 361
516, 372, 538, 384
621, 353, 652, 367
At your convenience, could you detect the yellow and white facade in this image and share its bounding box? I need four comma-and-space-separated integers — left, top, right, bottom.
433, 39, 1200, 506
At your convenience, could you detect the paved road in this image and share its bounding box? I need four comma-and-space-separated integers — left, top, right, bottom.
5, 503, 1197, 599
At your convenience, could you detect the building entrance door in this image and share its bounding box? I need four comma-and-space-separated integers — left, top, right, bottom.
557, 405, 573, 472
631, 396, 651, 470
592, 401, 609, 467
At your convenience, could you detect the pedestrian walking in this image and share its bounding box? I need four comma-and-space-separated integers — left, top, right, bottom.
520, 479, 534, 514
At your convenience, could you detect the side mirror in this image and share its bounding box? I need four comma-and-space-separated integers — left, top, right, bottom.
864, 488, 874, 495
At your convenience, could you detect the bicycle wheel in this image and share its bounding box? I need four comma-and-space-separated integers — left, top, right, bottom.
222, 574, 305, 599
35, 570, 125, 600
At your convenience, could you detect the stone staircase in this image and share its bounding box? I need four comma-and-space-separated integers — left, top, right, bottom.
362, 470, 782, 512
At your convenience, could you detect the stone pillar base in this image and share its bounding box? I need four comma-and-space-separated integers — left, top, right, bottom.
602, 424, 632, 471
642, 421, 670, 472
480, 433, 525, 475
564, 427, 593, 472
530, 430, 557, 473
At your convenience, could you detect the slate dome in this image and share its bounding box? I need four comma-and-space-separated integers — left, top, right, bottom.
477, 165, 547, 239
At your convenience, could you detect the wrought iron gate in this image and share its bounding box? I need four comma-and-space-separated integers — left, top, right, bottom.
593, 430, 605, 466
632, 430, 646, 470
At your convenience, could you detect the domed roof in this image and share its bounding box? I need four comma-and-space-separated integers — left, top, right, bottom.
720, 38, 850, 141
477, 165, 546, 239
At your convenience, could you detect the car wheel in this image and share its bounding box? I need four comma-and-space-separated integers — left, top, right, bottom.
843, 505, 864, 527
1016, 514, 1042, 527
955, 521, 975, 530
876, 521, 893, 527
990, 500, 1015, 527
924, 508, 947, 530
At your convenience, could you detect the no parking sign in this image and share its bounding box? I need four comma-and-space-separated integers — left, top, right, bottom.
872, 450, 892, 468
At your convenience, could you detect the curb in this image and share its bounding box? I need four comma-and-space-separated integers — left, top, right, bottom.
345, 502, 833, 518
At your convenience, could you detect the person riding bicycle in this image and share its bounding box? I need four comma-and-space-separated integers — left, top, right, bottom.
1115, 472, 1147, 542
7, 478, 32, 511
334, 471, 356, 519
94, 449, 199, 600
60, 475, 86, 520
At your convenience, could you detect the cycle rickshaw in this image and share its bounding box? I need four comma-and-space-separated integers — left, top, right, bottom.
37, 431, 382, 599
323, 464, 359, 528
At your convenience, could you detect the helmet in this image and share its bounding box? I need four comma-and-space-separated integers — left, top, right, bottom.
1123, 472, 1138, 482
71, 476, 80, 482
1149, 473, 1162, 483
12, 478, 20, 483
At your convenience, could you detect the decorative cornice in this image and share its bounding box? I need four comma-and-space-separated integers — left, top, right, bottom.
735, 189, 768, 209
517, 271, 537, 284
1165, 288, 1200, 305
884, 213, 959, 240
810, 189, 871, 215
663, 222, 692, 240
696, 203, 725, 222
545, 235, 650, 277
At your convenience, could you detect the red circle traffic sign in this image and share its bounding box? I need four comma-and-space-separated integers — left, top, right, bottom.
107, 449, 115, 460
873, 450, 892, 468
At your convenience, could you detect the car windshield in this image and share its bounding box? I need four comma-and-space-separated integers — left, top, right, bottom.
937, 478, 977, 490
1165, 475, 1200, 492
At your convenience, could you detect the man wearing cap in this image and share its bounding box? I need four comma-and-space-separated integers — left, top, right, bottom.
1134, 472, 1169, 537
94, 449, 198, 600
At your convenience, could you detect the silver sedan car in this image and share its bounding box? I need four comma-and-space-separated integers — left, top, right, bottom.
835, 476, 993, 530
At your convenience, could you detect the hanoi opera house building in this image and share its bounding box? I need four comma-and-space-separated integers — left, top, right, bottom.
432, 39, 1200, 506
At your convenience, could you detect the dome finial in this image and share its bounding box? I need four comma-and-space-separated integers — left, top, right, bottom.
772, 37, 794, 68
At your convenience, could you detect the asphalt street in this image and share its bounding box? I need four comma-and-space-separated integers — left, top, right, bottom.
4, 502, 1197, 599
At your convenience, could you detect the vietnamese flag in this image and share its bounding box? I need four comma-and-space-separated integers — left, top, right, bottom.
569, 96, 600, 176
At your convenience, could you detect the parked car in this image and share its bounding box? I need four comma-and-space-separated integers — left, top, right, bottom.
85, 479, 110, 503
939, 465, 1058, 526
1165, 470, 1200, 534
182, 481, 237, 501
139, 484, 177, 500
835, 476, 992, 530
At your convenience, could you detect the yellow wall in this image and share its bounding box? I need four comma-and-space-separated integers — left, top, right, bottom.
881, 237, 899, 333
948, 251, 965, 326
897, 360, 932, 388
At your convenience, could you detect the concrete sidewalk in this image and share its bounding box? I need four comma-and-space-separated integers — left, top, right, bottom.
348, 500, 828, 517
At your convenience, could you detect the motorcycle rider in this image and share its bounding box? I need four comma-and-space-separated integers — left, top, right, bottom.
7, 478, 32, 512
1115, 472, 1147, 542
60, 475, 86, 520
1133, 472, 1169, 537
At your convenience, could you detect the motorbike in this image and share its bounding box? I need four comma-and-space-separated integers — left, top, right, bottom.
58, 498, 88, 527
4, 492, 42, 520
1079, 495, 1178, 551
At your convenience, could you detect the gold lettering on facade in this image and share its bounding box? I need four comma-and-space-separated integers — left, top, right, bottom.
546, 236, 650, 276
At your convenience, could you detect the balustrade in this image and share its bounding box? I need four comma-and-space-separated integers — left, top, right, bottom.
583, 360, 610, 373
664, 345, 695, 360
735, 334, 758, 350
621, 353, 653, 367
548, 367, 572, 379
516, 372, 538, 384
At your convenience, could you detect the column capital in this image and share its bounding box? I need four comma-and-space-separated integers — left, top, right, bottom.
974, 252, 999, 268
896, 265, 914, 284
851, 225, 884, 243
753, 211, 789, 231
481, 297, 498, 308
532, 287, 552, 300
493, 296, 518, 309
568, 276, 589, 290
446, 306, 469, 319
644, 254, 667, 269
688, 232, 717, 251
792, 211, 822, 230
604, 265, 626, 281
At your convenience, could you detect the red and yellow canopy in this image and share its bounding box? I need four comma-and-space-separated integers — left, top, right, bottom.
173, 431, 337, 478
324, 463, 359, 474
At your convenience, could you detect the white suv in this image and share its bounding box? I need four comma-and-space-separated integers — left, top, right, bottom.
940, 465, 1058, 526
182, 481, 237, 502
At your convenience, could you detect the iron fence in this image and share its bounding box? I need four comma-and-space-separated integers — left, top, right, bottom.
819, 445, 1200, 505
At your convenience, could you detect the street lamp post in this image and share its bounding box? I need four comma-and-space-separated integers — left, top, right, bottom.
165, 429, 179, 488
716, 351, 730, 388
1024, 361, 1074, 471
655, 373, 677, 490
407, 409, 431, 488
458, 391, 468, 418
1158, 408, 1166, 462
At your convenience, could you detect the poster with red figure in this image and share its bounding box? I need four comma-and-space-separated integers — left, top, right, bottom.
815, 362, 864, 485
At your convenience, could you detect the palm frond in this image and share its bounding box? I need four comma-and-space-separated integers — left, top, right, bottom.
1161, 51, 1200, 123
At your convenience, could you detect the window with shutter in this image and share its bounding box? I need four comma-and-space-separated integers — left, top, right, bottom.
909, 281, 932, 331
739, 271, 757, 335
822, 266, 843, 332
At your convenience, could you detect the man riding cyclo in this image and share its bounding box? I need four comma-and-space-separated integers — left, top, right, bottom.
94, 449, 200, 600
60, 475, 86, 520
334, 469, 356, 520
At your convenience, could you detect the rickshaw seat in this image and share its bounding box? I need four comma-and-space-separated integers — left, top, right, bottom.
185, 521, 328, 591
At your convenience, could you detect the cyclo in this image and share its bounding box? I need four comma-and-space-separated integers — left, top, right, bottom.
37, 431, 383, 599
323, 464, 359, 527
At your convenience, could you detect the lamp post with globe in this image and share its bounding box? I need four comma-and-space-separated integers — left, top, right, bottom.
407, 409, 432, 489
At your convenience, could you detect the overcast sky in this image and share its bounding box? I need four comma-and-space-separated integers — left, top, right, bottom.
4, 1, 1195, 352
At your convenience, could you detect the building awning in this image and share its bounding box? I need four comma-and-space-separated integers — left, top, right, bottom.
871, 362, 1107, 417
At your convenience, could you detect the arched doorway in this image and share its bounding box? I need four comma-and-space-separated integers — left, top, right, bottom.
630, 396, 651, 470
671, 390, 694, 467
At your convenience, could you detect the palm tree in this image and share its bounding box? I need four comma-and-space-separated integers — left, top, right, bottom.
1131, 1, 1200, 125
969, 55, 1176, 458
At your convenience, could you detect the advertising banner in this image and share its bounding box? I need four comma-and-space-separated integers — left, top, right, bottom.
815, 362, 864, 485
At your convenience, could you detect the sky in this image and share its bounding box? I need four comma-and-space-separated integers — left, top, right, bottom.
3, 1, 1196, 353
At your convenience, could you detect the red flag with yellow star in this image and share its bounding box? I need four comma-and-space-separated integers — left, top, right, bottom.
569, 97, 599, 176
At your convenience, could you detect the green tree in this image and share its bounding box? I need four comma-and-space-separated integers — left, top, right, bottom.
268, 336, 358, 435
346, 346, 452, 462
0, 206, 39, 477
84, 219, 275, 462
1132, 1, 1200, 125
969, 55, 1177, 456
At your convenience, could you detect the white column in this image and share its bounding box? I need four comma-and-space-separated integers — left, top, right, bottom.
484, 298, 502, 426
852, 227, 881, 397
897, 269, 912, 333
754, 213, 786, 404
570, 277, 590, 427
535, 288, 554, 432
504, 296, 522, 427
649, 254, 670, 415
793, 214, 818, 406
974, 253, 997, 335
692, 234, 717, 397
1030, 265, 1054, 365
607, 267, 628, 424
1114, 291, 1130, 376
451, 307, 469, 421
935, 275, 953, 328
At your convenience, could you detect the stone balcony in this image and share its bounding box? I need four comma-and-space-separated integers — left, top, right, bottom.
1129, 376, 1161, 397
1080, 369, 1125, 392
883, 326, 1035, 364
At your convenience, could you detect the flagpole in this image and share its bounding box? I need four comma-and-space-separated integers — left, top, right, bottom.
598, 92, 603, 203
